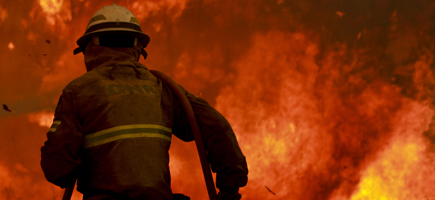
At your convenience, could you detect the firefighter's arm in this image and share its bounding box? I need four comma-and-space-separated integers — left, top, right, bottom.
172, 91, 248, 197
40, 87, 84, 188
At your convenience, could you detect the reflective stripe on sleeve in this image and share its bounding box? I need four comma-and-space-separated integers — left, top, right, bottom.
83, 124, 172, 148
49, 121, 61, 132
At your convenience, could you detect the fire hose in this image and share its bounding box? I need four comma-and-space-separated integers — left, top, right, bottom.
62, 70, 218, 200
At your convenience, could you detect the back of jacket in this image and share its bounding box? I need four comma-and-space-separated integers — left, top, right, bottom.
82, 62, 180, 198
41, 45, 248, 200
45, 61, 178, 199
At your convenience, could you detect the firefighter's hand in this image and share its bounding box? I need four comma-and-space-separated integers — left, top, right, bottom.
217, 187, 241, 200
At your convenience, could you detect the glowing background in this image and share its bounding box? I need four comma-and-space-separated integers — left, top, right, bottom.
0, 0, 434, 199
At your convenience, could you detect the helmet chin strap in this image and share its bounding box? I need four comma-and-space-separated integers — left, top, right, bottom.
141, 49, 148, 60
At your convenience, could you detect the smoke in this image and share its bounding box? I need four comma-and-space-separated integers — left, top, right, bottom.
0, 0, 434, 199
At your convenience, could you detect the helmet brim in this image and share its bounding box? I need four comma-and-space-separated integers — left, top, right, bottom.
74, 29, 150, 55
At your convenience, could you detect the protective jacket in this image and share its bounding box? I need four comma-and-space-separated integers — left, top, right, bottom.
40, 44, 248, 200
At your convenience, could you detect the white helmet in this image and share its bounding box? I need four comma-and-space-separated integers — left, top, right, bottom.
73, 4, 150, 55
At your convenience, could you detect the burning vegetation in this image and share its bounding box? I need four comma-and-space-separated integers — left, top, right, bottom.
0, 0, 434, 199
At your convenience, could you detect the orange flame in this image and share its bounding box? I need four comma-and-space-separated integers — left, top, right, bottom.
7, 42, 14, 51
0, 5, 7, 24
28, 110, 54, 128
351, 102, 435, 200
1, 0, 435, 199
216, 31, 322, 199
39, 0, 63, 14
36, 0, 71, 28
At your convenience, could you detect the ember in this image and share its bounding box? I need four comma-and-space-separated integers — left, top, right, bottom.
1, 0, 434, 199
7, 42, 14, 51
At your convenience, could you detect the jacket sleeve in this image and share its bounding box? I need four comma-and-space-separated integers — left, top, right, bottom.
40, 87, 84, 188
172, 88, 248, 191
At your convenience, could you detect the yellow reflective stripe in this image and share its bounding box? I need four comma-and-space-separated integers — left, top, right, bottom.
86, 124, 172, 139
48, 121, 61, 132
84, 133, 171, 148
83, 124, 172, 148
130, 17, 139, 23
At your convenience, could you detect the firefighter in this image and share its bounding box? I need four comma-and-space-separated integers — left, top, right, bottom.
40, 4, 248, 200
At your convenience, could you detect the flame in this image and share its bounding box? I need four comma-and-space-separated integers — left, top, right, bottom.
0, 5, 7, 24
28, 110, 55, 128
128, 0, 188, 21
26, 32, 38, 44
40, 51, 85, 93
39, 0, 63, 15
215, 28, 435, 199
336, 11, 345, 18
1, 0, 435, 199
7, 42, 14, 51
35, 0, 71, 29
0, 161, 70, 199
0, 164, 12, 187
216, 31, 322, 199
351, 103, 435, 200
351, 141, 421, 200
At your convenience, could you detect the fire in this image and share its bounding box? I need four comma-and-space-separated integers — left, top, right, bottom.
39, 0, 63, 15
216, 31, 323, 199
351, 141, 421, 200
350, 101, 435, 200
128, 0, 188, 20
0, 5, 7, 24
36, 0, 71, 29
7, 42, 14, 51
215, 28, 435, 199
28, 110, 55, 128
336, 11, 345, 18
1, 0, 435, 199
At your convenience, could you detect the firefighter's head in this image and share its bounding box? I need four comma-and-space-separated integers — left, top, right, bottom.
73, 4, 150, 59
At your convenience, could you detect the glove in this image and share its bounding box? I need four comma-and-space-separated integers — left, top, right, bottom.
217, 187, 241, 200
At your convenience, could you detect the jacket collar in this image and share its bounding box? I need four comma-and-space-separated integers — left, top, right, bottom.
84, 42, 143, 72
